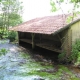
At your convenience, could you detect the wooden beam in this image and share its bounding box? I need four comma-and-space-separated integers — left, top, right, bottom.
57, 34, 62, 43
32, 33, 35, 49
18, 32, 20, 45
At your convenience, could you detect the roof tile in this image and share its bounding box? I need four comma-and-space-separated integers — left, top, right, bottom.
10, 14, 80, 34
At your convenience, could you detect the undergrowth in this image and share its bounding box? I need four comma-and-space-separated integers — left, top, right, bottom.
58, 39, 80, 66
70, 39, 80, 66
0, 48, 8, 56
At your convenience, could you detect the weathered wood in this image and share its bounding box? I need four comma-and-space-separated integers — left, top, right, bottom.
61, 32, 68, 49
67, 30, 72, 56
19, 38, 62, 53
36, 41, 62, 53
18, 32, 20, 44
32, 33, 35, 49
20, 39, 32, 44
57, 34, 62, 43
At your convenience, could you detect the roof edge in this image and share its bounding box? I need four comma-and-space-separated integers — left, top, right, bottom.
52, 18, 80, 35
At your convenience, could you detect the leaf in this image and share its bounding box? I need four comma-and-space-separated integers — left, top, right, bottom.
50, 0, 55, 6
51, 6, 57, 12
70, 0, 80, 3
76, 4, 80, 8
59, 0, 64, 2
66, 16, 73, 23
50, 0, 57, 12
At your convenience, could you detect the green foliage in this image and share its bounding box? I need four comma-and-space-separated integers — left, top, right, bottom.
58, 51, 66, 62
8, 31, 17, 42
74, 52, 80, 66
58, 39, 80, 65
66, 12, 78, 23
69, 39, 80, 65
0, 48, 8, 56
0, 0, 23, 40
0, 29, 8, 39
70, 0, 80, 3
66, 16, 74, 23
70, 40, 80, 60
59, 0, 64, 3
8, 13, 22, 26
50, 0, 80, 14
0, 18, 3, 27
50, 0, 59, 12
58, 52, 71, 63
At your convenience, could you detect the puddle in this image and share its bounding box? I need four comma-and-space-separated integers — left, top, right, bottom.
0, 42, 80, 80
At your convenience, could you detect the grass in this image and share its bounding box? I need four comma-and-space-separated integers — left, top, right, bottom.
15, 52, 80, 80
0, 43, 79, 80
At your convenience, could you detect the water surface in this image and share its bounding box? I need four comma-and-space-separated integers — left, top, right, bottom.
0, 42, 80, 80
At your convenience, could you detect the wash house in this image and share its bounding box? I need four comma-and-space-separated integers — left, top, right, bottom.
10, 14, 80, 56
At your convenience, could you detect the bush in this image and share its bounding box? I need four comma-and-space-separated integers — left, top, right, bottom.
0, 30, 8, 39
58, 39, 80, 65
58, 51, 66, 62
68, 39, 80, 66
0, 48, 8, 56
8, 31, 17, 42
74, 52, 80, 66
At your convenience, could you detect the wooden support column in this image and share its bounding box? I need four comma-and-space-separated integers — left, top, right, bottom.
18, 31, 20, 45
32, 33, 35, 49
57, 34, 62, 43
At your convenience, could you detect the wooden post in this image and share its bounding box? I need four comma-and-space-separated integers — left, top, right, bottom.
18, 32, 20, 45
57, 34, 62, 43
32, 33, 35, 49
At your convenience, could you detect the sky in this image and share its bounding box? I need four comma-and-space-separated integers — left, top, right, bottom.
20, 0, 73, 21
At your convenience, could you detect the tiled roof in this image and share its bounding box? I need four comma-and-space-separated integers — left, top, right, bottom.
10, 14, 80, 35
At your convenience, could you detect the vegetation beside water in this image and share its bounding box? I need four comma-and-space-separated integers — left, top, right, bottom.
0, 48, 8, 56
14, 52, 80, 80
0, 0, 80, 79
58, 39, 80, 67
0, 0, 23, 41
0, 41, 80, 80
70, 39, 80, 66
0, 33, 80, 80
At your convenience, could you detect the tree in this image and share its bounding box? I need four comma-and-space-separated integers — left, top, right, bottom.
0, 0, 23, 39
50, 0, 80, 14
50, 0, 80, 26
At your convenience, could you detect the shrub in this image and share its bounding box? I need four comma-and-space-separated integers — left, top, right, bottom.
58, 51, 66, 62
66, 39, 80, 66
74, 52, 80, 66
8, 31, 17, 42
70, 39, 80, 63
0, 48, 8, 56
0, 30, 8, 39
58, 39, 80, 65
